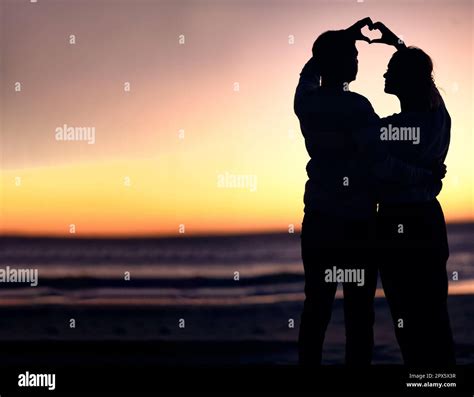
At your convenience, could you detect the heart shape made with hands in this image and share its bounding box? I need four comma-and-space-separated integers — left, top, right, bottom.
361, 25, 383, 43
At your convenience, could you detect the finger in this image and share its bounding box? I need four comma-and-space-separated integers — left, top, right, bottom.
357, 35, 371, 43
349, 17, 372, 30
373, 21, 388, 32
366, 18, 374, 30
357, 17, 373, 27
352, 17, 373, 30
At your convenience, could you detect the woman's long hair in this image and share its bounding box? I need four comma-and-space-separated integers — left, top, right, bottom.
389, 46, 442, 110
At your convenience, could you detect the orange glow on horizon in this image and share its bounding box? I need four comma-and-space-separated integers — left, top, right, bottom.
1, 159, 472, 237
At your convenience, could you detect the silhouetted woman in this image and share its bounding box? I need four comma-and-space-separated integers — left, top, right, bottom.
371, 22, 455, 367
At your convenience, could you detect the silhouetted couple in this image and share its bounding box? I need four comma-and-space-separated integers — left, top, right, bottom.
294, 18, 455, 367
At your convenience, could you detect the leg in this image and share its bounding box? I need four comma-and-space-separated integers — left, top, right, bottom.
298, 213, 338, 365
407, 200, 455, 366
343, 262, 377, 365
342, 219, 377, 365
378, 200, 455, 367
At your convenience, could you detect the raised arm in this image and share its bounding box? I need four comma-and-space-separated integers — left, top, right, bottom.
294, 56, 321, 118
294, 17, 374, 116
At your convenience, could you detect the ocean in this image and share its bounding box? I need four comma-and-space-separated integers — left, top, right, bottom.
0, 223, 473, 307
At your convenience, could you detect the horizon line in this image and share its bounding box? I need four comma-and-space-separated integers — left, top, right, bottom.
2, 220, 473, 240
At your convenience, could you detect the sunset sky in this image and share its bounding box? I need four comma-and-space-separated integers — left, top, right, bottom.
1, 0, 473, 237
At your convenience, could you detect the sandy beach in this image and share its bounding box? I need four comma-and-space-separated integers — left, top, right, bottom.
0, 295, 472, 366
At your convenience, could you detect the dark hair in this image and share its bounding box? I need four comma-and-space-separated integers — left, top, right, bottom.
389, 46, 442, 110
311, 30, 356, 80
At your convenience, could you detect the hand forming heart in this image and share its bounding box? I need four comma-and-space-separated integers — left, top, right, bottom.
369, 22, 405, 48
361, 25, 382, 43
345, 17, 374, 43
345, 18, 406, 49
